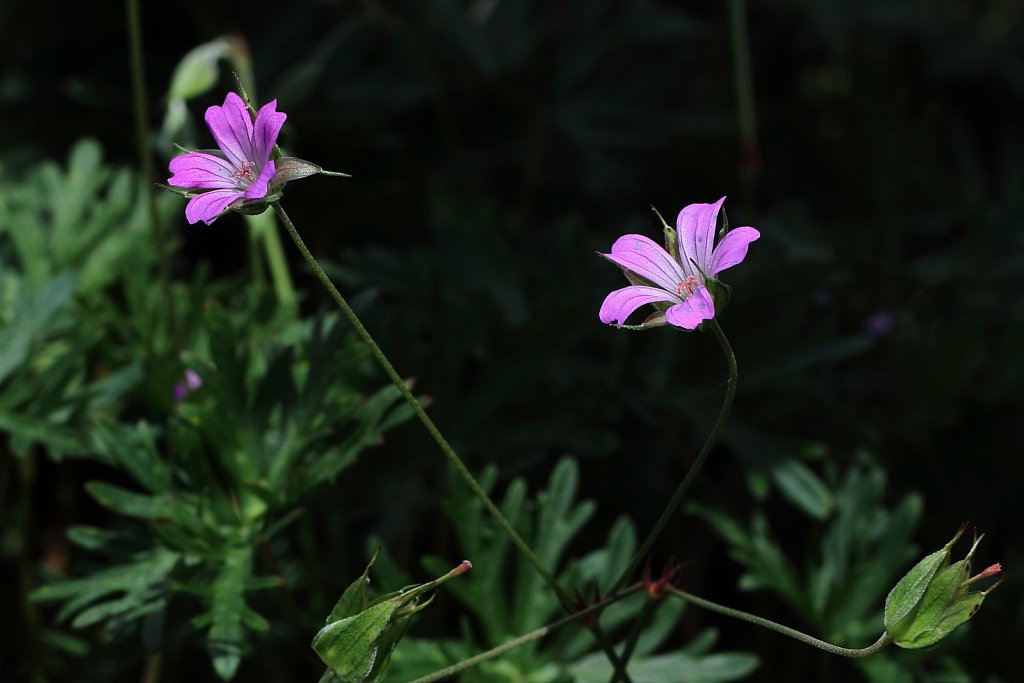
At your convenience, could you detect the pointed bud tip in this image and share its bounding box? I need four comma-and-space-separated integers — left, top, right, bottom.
979, 563, 1001, 579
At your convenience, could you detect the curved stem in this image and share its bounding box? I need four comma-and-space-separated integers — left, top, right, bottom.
406, 584, 643, 683
273, 201, 632, 679
610, 319, 737, 594
271, 202, 566, 597
667, 587, 891, 658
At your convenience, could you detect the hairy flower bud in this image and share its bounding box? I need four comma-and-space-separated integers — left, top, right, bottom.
884, 525, 1002, 649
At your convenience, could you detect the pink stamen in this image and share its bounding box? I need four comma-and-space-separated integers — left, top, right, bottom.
233, 161, 256, 183
676, 275, 700, 298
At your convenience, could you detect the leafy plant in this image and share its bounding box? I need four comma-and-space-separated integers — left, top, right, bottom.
378, 458, 759, 683
0, 139, 168, 458
31, 307, 416, 679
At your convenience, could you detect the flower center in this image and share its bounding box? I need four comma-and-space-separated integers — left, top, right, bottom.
233, 161, 256, 184
676, 275, 700, 298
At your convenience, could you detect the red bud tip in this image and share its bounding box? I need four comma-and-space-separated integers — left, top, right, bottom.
454, 560, 472, 575
642, 561, 679, 598
961, 562, 1003, 589
978, 563, 1001, 579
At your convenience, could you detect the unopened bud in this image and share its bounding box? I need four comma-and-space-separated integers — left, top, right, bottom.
884, 526, 1001, 649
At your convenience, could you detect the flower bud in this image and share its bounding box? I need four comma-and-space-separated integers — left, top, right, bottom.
884, 525, 1002, 649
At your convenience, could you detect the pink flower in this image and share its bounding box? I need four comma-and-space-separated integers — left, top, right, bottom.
599, 197, 759, 330
173, 369, 203, 404
167, 92, 286, 225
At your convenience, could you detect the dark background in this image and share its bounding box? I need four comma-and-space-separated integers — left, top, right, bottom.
2, 1, 1021, 681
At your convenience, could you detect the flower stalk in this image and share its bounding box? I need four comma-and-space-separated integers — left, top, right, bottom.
667, 586, 892, 658
610, 318, 738, 594
406, 583, 643, 683
269, 202, 565, 598
272, 201, 634, 680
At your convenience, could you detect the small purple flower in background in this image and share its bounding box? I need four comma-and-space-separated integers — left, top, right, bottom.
599, 197, 759, 330
173, 369, 203, 404
167, 92, 286, 225
864, 310, 895, 337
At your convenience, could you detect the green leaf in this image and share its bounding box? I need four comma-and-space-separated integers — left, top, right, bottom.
85, 482, 171, 520
206, 545, 259, 680
92, 418, 173, 494
0, 273, 76, 386
769, 457, 833, 520
167, 40, 230, 101
30, 548, 178, 629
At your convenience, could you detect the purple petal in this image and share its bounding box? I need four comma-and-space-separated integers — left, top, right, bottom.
168, 152, 240, 190
184, 369, 203, 390
205, 92, 255, 168
599, 285, 681, 326
665, 287, 714, 329
252, 99, 287, 164
710, 226, 760, 276
605, 234, 687, 291
676, 197, 726, 279
244, 159, 276, 199
184, 189, 244, 225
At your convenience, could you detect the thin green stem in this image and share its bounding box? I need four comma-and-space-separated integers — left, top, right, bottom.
612, 596, 659, 683
126, 0, 180, 351
406, 584, 643, 683
271, 201, 563, 596
273, 201, 631, 680
666, 587, 892, 658
611, 319, 737, 595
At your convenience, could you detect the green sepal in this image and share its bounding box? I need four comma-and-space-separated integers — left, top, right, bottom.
705, 277, 732, 315
884, 527, 998, 649
312, 601, 397, 681
884, 527, 962, 633
903, 591, 985, 649
313, 556, 470, 681
230, 193, 282, 216
650, 204, 679, 263
271, 157, 351, 187
326, 549, 380, 624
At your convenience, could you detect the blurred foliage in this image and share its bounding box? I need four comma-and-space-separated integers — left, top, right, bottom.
2, 0, 1023, 681
31, 308, 414, 679
691, 455, 992, 683
0, 139, 156, 458
379, 459, 758, 683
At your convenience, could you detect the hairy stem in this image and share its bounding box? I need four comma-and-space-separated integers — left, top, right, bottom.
407, 584, 643, 683
270, 203, 563, 592
667, 587, 892, 658
272, 201, 632, 679
611, 319, 737, 595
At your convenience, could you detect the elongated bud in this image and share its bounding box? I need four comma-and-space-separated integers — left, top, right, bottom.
651, 205, 679, 263
312, 553, 471, 680
884, 526, 1001, 649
